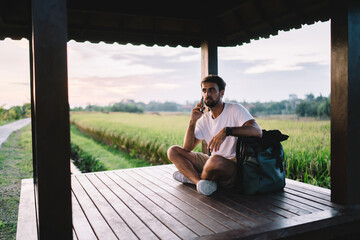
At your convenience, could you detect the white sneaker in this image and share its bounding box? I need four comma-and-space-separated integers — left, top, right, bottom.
196, 180, 217, 195
173, 171, 194, 184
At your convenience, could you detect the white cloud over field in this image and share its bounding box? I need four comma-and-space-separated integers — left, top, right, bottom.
0, 21, 330, 107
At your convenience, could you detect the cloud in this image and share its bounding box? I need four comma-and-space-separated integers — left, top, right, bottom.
0, 82, 30, 107
0, 39, 30, 82
153, 83, 181, 89
69, 75, 181, 105
170, 52, 199, 63
219, 21, 330, 74
67, 41, 199, 80
1, 22, 330, 107
11, 82, 29, 86
67, 41, 200, 106
68, 47, 174, 79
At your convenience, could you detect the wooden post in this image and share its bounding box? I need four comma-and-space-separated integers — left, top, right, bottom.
331, 0, 360, 205
201, 40, 218, 78
201, 40, 218, 154
32, 0, 72, 238
29, 37, 37, 184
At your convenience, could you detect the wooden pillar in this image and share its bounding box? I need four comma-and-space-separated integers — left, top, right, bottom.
201, 40, 218, 78
29, 37, 37, 184
32, 0, 72, 238
201, 40, 218, 154
331, 0, 360, 205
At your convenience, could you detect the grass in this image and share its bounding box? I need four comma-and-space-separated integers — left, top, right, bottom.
0, 124, 33, 240
70, 124, 150, 170
70, 112, 331, 188
70, 112, 201, 165
70, 142, 107, 173
0, 119, 16, 127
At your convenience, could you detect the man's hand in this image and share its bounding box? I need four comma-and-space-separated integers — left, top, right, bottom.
183, 100, 203, 151
208, 128, 227, 153
190, 99, 204, 122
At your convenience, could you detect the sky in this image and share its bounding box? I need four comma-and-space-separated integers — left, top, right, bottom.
0, 20, 330, 108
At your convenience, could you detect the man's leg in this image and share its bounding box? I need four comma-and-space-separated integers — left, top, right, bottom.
167, 145, 204, 185
201, 155, 236, 183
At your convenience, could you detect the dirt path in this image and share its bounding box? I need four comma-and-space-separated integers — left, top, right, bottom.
0, 118, 31, 147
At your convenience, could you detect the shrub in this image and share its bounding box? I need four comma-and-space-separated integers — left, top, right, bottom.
70, 143, 107, 172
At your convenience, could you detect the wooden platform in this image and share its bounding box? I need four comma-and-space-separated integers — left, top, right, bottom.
17, 164, 360, 239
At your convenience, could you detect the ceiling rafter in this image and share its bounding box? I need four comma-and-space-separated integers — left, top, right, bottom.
0, 0, 331, 47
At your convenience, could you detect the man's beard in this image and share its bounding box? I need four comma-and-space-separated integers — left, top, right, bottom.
205, 97, 219, 108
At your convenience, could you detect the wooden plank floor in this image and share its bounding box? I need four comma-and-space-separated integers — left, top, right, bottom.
70, 164, 359, 240
17, 164, 360, 240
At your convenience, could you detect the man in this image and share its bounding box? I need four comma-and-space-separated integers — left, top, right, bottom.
167, 75, 262, 195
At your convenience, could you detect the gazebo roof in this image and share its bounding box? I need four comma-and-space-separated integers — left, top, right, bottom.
0, 0, 331, 47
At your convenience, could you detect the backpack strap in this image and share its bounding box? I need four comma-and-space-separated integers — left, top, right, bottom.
236, 137, 244, 192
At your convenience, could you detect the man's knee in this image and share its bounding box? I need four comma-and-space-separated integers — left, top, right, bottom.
204, 155, 221, 167
203, 155, 230, 174
202, 156, 235, 181
167, 145, 182, 161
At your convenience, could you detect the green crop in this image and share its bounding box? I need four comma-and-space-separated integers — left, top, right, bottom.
70, 112, 201, 165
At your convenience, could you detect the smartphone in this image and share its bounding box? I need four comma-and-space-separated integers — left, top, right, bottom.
200, 97, 205, 113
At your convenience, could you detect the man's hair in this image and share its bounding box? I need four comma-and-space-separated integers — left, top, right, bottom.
201, 75, 226, 91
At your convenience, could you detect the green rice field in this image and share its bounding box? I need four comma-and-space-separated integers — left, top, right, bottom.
70, 124, 150, 170
70, 112, 330, 188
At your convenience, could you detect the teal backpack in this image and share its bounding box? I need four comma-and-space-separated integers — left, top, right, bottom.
236, 130, 289, 195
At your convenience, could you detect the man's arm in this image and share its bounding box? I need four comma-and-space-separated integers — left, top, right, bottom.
183, 101, 203, 152
183, 119, 201, 151
229, 119, 262, 138
208, 119, 262, 153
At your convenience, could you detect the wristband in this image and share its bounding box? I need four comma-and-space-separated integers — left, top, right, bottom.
225, 127, 232, 136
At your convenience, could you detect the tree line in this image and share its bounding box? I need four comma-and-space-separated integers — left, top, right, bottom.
70, 93, 330, 119
242, 94, 330, 119
0, 93, 329, 125
72, 100, 144, 113
0, 103, 31, 124
71, 99, 181, 113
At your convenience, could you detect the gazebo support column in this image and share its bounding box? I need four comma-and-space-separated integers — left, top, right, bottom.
29, 38, 37, 183
201, 40, 218, 78
31, 0, 72, 238
331, 0, 360, 205
200, 40, 218, 154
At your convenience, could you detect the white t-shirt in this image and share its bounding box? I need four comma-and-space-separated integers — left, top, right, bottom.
194, 102, 254, 159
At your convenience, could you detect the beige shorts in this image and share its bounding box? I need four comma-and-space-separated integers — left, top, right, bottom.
192, 152, 237, 189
